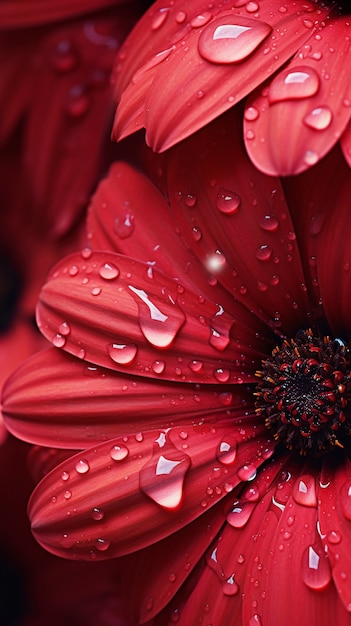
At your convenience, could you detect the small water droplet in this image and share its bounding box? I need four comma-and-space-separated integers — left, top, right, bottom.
244, 105, 259, 121
340, 480, 351, 520
259, 214, 279, 232
190, 12, 212, 28
69, 265, 79, 276
198, 15, 271, 64
140, 438, 191, 509
249, 615, 262, 626
59, 322, 71, 336
216, 437, 237, 465
223, 574, 239, 596
292, 475, 317, 507
66, 85, 90, 118
75, 459, 90, 474
95, 538, 111, 551
184, 194, 197, 207
64, 489, 72, 499
268, 66, 320, 104
91, 287, 102, 296
302, 543, 332, 590
91, 507, 104, 521
309, 213, 324, 236
216, 188, 241, 214
53, 40, 77, 73
108, 343, 137, 365
175, 11, 186, 24
114, 214, 135, 239
303, 149, 319, 166
99, 262, 119, 280
53, 334, 66, 348
214, 368, 230, 382
237, 463, 257, 482
151, 8, 169, 30
189, 360, 203, 373
256, 245, 272, 262
327, 530, 341, 545
152, 360, 165, 374
227, 501, 255, 527
110, 444, 129, 461
61, 471, 70, 481
192, 226, 202, 241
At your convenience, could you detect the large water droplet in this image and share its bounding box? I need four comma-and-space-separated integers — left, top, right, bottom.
223, 574, 239, 596
216, 188, 241, 214
227, 500, 255, 527
75, 458, 90, 474
128, 286, 185, 348
259, 214, 279, 232
255, 245, 272, 262
140, 437, 191, 509
110, 444, 129, 461
302, 543, 331, 590
108, 343, 137, 365
216, 437, 237, 465
198, 15, 271, 64
114, 214, 135, 239
268, 66, 320, 104
303, 106, 332, 130
292, 474, 317, 507
99, 262, 120, 280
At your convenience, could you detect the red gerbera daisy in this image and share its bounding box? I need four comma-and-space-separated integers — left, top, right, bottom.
112, 0, 351, 175
3, 98, 351, 625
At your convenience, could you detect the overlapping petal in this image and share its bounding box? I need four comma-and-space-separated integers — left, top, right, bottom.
113, 0, 332, 151
28, 422, 273, 559
0, 0, 126, 27
244, 14, 351, 175
2, 346, 253, 449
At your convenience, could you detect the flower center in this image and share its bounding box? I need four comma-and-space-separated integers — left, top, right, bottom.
255, 330, 351, 455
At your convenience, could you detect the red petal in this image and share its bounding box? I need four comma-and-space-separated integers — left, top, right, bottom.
244, 15, 351, 175
37, 249, 266, 384
0, 0, 127, 27
113, 0, 331, 151
23, 10, 134, 238
341, 118, 351, 168
2, 347, 252, 449
28, 423, 272, 558
167, 110, 310, 334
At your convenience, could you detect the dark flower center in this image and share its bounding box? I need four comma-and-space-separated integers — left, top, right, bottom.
255, 330, 351, 455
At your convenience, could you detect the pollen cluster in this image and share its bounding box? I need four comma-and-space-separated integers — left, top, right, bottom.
255, 330, 351, 455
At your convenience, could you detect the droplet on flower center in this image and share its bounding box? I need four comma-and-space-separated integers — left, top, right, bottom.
255, 330, 351, 455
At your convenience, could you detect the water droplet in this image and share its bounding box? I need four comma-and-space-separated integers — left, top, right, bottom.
216, 188, 241, 214
189, 360, 203, 373
175, 11, 186, 24
66, 85, 90, 117
292, 475, 317, 507
302, 543, 331, 590
246, 1, 259, 12
214, 368, 230, 383
110, 444, 129, 461
61, 471, 70, 481
114, 214, 135, 239
327, 530, 341, 545
190, 12, 212, 28
340, 480, 351, 520
198, 15, 271, 64
304, 105, 332, 130
58, 322, 71, 336
184, 194, 197, 207
53, 40, 77, 73
255, 245, 272, 262
128, 286, 185, 348
151, 8, 169, 30
249, 616, 262, 626
223, 574, 239, 596
259, 214, 279, 232
227, 501, 255, 527
268, 66, 320, 104
309, 213, 324, 236
99, 262, 119, 280
53, 334, 66, 348
95, 538, 111, 551
244, 105, 259, 121
69, 265, 79, 276
91, 507, 104, 521
152, 360, 165, 374
108, 343, 137, 365
303, 149, 319, 166
75, 459, 90, 474
216, 437, 237, 465
140, 438, 191, 509
192, 226, 202, 241
206, 250, 227, 273
237, 463, 257, 482
91, 287, 102, 296
64, 489, 72, 499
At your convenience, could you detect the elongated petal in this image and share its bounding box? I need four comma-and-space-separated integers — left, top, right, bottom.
29, 423, 273, 558
113, 0, 331, 151
37, 250, 266, 384
244, 15, 351, 175
167, 110, 310, 334
341, 118, 351, 167
2, 347, 252, 449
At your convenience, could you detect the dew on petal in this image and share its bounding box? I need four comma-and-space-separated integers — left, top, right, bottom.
256, 245, 272, 262
53, 40, 77, 73
244, 105, 259, 121
303, 106, 332, 130
303, 149, 319, 166
58, 322, 71, 336
268, 66, 320, 104
292, 475, 317, 507
151, 8, 169, 30
91, 507, 104, 521
110, 444, 129, 461
302, 543, 332, 590
53, 334, 66, 348
214, 368, 230, 383
61, 471, 70, 481
340, 480, 351, 520
198, 15, 271, 64
216, 437, 237, 465
190, 12, 212, 28
216, 188, 241, 214
152, 360, 165, 374
95, 538, 111, 551
189, 360, 203, 373
114, 214, 135, 239
66, 85, 90, 118
128, 285, 185, 348
227, 501, 255, 528
140, 437, 191, 509
99, 262, 120, 280
223, 574, 239, 596
259, 215, 279, 232
108, 343, 137, 365
237, 463, 257, 482
75, 459, 90, 474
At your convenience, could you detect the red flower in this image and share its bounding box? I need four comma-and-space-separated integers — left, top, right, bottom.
3, 101, 351, 625
112, 0, 351, 175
